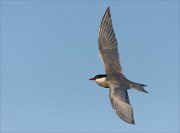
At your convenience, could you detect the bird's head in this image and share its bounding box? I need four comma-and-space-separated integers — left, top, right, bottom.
89, 74, 108, 88
89, 74, 106, 81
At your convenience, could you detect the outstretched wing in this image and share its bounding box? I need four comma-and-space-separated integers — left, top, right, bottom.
109, 83, 135, 124
98, 7, 122, 74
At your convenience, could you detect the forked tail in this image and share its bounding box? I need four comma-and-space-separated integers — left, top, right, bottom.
129, 81, 148, 93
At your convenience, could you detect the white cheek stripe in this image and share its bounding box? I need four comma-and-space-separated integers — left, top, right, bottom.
96, 77, 106, 83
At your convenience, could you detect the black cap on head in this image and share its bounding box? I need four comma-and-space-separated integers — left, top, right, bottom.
89, 74, 106, 80
94, 74, 106, 79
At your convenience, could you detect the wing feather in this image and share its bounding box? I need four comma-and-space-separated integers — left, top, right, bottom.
109, 83, 135, 124
98, 7, 122, 74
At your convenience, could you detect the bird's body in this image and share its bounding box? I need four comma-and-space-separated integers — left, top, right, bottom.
89, 7, 148, 125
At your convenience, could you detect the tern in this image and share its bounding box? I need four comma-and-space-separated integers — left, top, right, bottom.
89, 7, 148, 125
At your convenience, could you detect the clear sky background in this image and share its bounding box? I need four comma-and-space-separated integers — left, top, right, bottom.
0, 0, 180, 133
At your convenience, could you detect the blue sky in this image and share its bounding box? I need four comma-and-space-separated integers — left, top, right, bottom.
0, 0, 179, 132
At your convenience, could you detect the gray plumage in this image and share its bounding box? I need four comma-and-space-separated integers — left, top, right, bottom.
89, 7, 148, 125
98, 7, 122, 74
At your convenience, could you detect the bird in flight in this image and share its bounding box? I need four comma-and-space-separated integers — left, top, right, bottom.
89, 7, 148, 125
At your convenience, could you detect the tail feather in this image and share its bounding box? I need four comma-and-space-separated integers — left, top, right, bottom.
129, 82, 148, 93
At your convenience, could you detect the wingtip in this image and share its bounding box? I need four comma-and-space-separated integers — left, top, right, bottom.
132, 120, 135, 125
115, 110, 135, 125
128, 118, 135, 125
125, 118, 135, 125
105, 6, 110, 14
